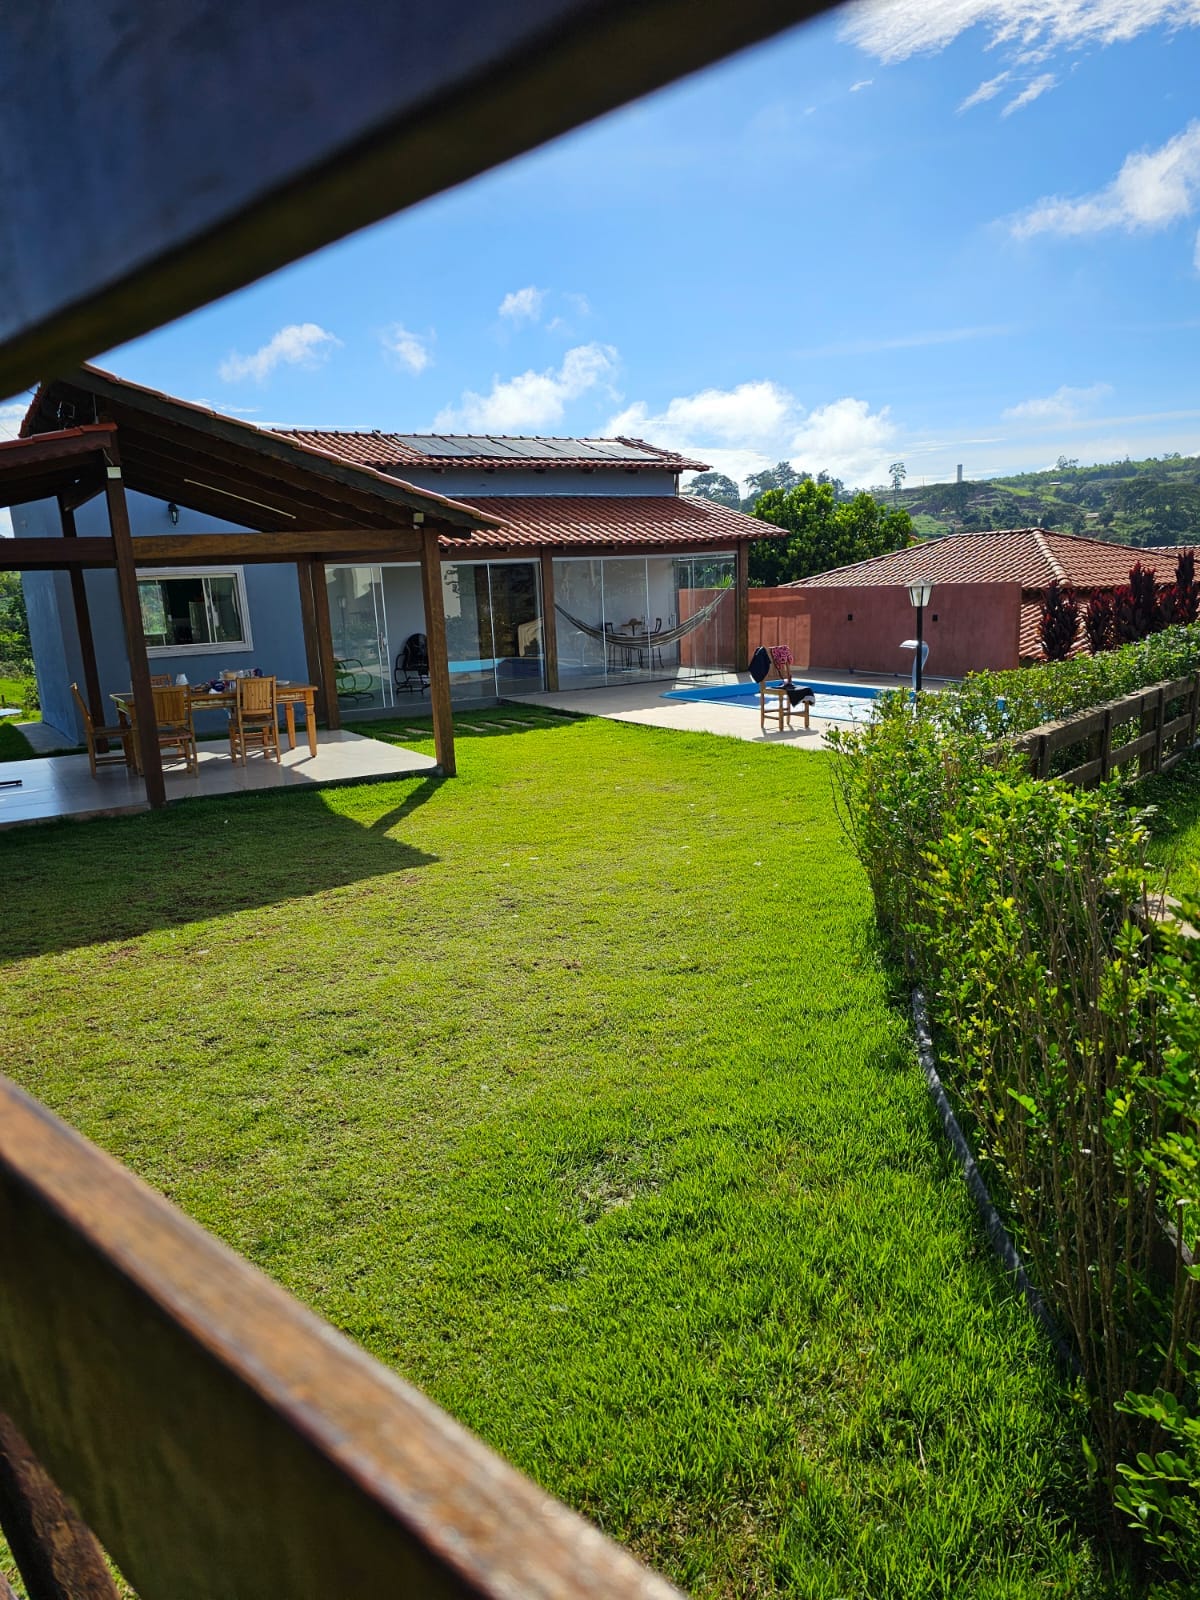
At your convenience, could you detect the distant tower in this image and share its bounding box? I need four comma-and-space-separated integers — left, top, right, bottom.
956, 463, 963, 484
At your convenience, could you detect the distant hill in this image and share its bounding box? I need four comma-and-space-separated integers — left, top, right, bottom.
890, 454, 1200, 548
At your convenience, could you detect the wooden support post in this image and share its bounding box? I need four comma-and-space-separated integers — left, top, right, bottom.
735, 541, 750, 672
1153, 686, 1167, 773
1190, 672, 1200, 750
419, 527, 455, 776
539, 549, 559, 693
295, 559, 323, 713
58, 498, 105, 737
0, 1410, 121, 1600
103, 456, 165, 809
310, 561, 341, 731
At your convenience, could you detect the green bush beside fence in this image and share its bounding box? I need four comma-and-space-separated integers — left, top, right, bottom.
829, 626, 1200, 1579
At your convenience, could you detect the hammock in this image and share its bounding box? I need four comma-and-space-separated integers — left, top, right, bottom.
554, 587, 730, 651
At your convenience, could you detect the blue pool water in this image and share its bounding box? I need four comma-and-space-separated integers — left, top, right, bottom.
663, 680, 883, 723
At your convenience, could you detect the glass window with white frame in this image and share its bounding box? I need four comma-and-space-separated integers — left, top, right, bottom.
136, 569, 253, 654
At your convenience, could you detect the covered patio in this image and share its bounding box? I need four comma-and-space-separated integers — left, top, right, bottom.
0, 371, 501, 813
0, 729, 437, 829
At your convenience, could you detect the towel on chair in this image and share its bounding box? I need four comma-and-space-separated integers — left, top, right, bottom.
748, 646, 772, 683
785, 683, 816, 706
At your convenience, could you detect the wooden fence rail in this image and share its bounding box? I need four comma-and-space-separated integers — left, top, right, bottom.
1011, 672, 1200, 788
0, 1075, 680, 1600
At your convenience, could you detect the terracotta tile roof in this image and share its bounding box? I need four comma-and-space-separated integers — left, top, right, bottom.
437, 495, 773, 550
791, 529, 1187, 591
22, 365, 501, 531
273, 430, 708, 473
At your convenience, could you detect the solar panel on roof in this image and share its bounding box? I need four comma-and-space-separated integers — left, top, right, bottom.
388, 433, 663, 462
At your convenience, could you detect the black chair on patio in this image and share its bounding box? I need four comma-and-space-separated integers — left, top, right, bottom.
394, 633, 429, 693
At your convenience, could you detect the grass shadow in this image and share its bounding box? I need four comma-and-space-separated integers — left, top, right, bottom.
0, 780, 438, 965
348, 707, 586, 745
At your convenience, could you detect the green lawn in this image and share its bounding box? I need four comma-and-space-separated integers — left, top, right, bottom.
0, 720, 36, 760
0, 711, 1130, 1598
1143, 748, 1200, 901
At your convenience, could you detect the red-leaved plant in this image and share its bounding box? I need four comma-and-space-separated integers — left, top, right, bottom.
1039, 579, 1080, 661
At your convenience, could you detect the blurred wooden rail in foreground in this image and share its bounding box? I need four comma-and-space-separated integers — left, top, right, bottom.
0, 1074, 680, 1600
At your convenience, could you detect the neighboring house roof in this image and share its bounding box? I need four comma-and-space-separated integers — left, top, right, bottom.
790, 529, 1185, 591
21, 365, 501, 533
274, 430, 708, 474
439, 494, 773, 550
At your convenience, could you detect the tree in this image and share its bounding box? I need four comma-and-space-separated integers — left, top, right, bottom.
748, 481, 912, 586
1160, 549, 1200, 627
1039, 580, 1080, 661
742, 461, 808, 509
1113, 563, 1163, 644
683, 471, 740, 510
1083, 592, 1116, 653
1055, 455, 1079, 471
888, 460, 907, 505
0, 571, 31, 669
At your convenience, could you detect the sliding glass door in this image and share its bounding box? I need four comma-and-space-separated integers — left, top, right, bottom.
326, 565, 392, 710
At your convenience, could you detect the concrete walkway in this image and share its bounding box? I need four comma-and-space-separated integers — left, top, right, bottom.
12, 719, 78, 754
506, 671, 918, 749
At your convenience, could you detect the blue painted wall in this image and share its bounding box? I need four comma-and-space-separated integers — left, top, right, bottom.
17, 489, 308, 740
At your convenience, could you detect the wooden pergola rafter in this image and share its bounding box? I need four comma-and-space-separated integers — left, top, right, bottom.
0, 372, 502, 804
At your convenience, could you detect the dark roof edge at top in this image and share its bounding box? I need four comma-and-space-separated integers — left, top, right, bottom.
21, 366, 503, 530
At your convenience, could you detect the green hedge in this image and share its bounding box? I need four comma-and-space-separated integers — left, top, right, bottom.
937, 621, 1200, 740
829, 690, 1200, 1572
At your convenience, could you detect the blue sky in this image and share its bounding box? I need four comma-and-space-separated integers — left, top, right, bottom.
8, 0, 1200, 497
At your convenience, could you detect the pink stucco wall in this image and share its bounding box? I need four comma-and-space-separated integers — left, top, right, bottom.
749, 582, 1024, 678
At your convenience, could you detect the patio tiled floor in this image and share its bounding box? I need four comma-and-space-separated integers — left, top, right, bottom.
0, 730, 437, 829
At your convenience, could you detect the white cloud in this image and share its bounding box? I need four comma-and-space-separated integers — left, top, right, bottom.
219, 323, 341, 384
381, 324, 433, 374
1194, 227, 1200, 271
1001, 72, 1058, 114
498, 286, 546, 325
0, 402, 26, 441
609, 381, 794, 449
841, 0, 1200, 65
789, 397, 897, 482
563, 292, 592, 317
607, 381, 896, 489
850, 78, 874, 91
958, 71, 1010, 111
1012, 120, 1200, 238
1002, 382, 1112, 421
434, 343, 618, 432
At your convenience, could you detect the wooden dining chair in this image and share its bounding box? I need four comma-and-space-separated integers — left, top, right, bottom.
228, 675, 281, 764
71, 682, 133, 777
151, 685, 199, 775
150, 673, 172, 688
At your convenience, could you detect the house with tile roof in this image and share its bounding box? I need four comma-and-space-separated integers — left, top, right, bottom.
15, 368, 777, 739
751, 528, 1194, 679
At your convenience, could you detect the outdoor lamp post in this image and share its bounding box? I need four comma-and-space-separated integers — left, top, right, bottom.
907, 582, 932, 695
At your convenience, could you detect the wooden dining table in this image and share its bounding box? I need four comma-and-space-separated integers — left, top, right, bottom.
186, 682, 319, 757
112, 682, 320, 761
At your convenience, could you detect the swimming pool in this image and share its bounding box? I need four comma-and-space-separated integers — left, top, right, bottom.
662, 681, 884, 723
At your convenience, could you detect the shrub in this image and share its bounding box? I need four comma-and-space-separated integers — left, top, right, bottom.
1084, 592, 1116, 654
1039, 579, 1080, 661
830, 687, 1200, 1557
940, 621, 1200, 742
1114, 564, 1164, 644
